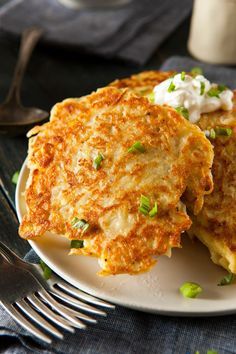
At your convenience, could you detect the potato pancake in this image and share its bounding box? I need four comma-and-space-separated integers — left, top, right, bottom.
110, 71, 173, 96
111, 71, 236, 274
19, 87, 213, 275
190, 93, 236, 274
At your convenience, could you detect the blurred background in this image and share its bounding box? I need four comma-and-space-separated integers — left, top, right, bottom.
0, 0, 194, 111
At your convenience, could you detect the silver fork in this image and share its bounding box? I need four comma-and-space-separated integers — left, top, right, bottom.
0, 254, 89, 344
0, 242, 115, 320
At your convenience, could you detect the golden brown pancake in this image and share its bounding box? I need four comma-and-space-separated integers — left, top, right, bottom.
189, 93, 236, 274
110, 70, 173, 96
110, 70, 236, 274
19, 86, 213, 275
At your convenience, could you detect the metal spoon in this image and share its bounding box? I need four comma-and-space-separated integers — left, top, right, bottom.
0, 27, 48, 137
58, 0, 131, 9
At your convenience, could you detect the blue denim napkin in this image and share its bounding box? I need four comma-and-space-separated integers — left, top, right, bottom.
0, 0, 192, 65
1, 56, 236, 354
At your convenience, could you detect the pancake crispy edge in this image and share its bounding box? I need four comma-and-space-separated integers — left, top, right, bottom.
19, 86, 213, 275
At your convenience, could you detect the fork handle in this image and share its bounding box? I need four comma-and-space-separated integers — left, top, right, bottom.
0, 241, 21, 264
0, 241, 48, 287
5, 27, 43, 105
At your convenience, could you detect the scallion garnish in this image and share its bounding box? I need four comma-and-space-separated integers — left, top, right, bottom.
39, 260, 52, 280
175, 106, 189, 120
209, 129, 216, 139
207, 84, 227, 98
71, 217, 90, 234
139, 195, 150, 215
138, 195, 158, 217
191, 67, 203, 77
218, 272, 235, 286
147, 92, 155, 103
179, 282, 202, 298
207, 88, 220, 98
12, 171, 19, 185
128, 141, 145, 153
93, 153, 104, 170
168, 81, 176, 93
218, 84, 227, 92
181, 71, 186, 81
205, 127, 232, 139
70, 240, 84, 249
200, 81, 205, 95
214, 127, 232, 137
149, 202, 158, 217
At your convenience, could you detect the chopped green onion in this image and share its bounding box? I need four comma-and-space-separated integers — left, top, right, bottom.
39, 260, 52, 280
179, 282, 202, 298
206, 127, 232, 139
147, 92, 155, 103
207, 84, 227, 98
139, 195, 150, 215
214, 127, 232, 137
191, 67, 203, 76
139, 195, 158, 217
149, 202, 158, 217
175, 106, 189, 120
71, 217, 90, 234
70, 240, 84, 249
200, 81, 205, 95
93, 153, 104, 170
209, 129, 216, 139
12, 171, 19, 185
181, 71, 186, 81
205, 128, 217, 139
128, 141, 146, 153
207, 87, 220, 98
168, 81, 176, 93
218, 84, 227, 92
218, 272, 235, 286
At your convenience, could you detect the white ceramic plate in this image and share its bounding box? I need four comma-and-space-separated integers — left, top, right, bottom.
16, 160, 236, 316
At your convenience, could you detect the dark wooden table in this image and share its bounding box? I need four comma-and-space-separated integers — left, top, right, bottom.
0, 18, 190, 258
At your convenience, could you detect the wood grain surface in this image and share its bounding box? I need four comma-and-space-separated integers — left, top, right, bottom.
0, 19, 189, 256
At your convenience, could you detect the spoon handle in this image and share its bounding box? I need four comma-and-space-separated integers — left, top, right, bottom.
5, 27, 43, 105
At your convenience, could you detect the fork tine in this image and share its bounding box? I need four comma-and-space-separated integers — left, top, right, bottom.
27, 294, 75, 333
55, 280, 115, 308
51, 287, 106, 316
16, 299, 63, 340
38, 289, 86, 329
59, 304, 97, 324
1, 302, 51, 344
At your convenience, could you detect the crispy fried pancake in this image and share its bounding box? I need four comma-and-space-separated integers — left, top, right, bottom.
189, 93, 236, 273
19, 87, 213, 275
110, 71, 174, 96
111, 71, 236, 273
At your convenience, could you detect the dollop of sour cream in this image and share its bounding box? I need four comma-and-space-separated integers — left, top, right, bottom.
153, 73, 233, 123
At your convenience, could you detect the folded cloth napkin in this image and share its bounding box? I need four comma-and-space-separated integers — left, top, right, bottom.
1, 56, 236, 354
0, 0, 192, 65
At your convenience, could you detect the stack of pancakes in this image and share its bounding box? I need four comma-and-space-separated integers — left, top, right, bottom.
19, 71, 236, 276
